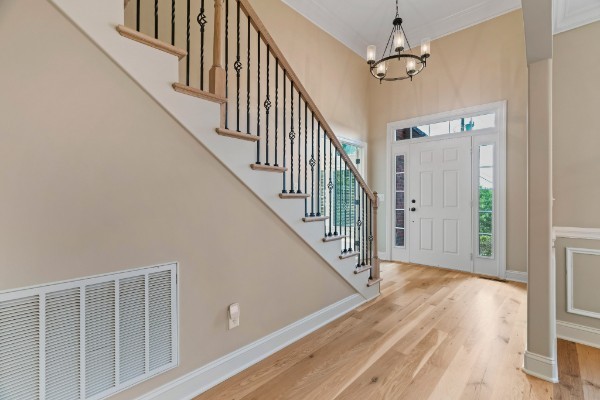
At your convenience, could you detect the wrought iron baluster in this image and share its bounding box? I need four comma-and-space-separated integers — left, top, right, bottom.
343, 161, 348, 252
246, 15, 251, 135
274, 60, 279, 166
171, 0, 175, 45
309, 113, 316, 216
186, 0, 191, 86
328, 139, 333, 236
264, 47, 271, 166
282, 71, 287, 193
317, 122, 321, 217
234, 0, 242, 131
333, 149, 338, 236
136, 0, 141, 31
362, 190, 367, 266
289, 82, 295, 193
297, 94, 302, 194
356, 181, 361, 266
197, 1, 207, 90
369, 198, 373, 268
155, 0, 159, 39
304, 103, 308, 215
256, 31, 261, 164
225, 0, 229, 127
349, 175, 354, 252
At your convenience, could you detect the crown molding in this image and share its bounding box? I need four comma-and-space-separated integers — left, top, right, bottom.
281, 0, 369, 58
554, 0, 600, 35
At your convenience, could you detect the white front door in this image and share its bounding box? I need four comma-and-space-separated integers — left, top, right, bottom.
408, 137, 472, 271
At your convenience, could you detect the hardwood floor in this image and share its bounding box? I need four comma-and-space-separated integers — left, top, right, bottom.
194, 262, 600, 400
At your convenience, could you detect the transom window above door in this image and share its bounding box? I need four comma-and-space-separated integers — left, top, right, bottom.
395, 112, 496, 141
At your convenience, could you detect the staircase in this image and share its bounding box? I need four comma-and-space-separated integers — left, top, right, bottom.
50, 0, 381, 299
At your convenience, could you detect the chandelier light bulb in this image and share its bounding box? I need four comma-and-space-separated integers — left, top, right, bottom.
393, 31, 405, 52
376, 62, 387, 78
421, 39, 431, 58
367, 45, 377, 64
406, 59, 417, 75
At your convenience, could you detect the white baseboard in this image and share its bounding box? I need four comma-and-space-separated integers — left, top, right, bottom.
523, 351, 559, 383
136, 294, 365, 400
378, 251, 389, 261
557, 320, 600, 349
505, 270, 528, 283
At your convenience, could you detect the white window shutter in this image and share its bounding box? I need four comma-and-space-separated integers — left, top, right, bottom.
0, 295, 40, 400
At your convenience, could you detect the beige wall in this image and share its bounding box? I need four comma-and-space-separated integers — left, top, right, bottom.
553, 21, 600, 228
367, 10, 528, 272
0, 1, 355, 399
250, 0, 370, 143
553, 21, 600, 332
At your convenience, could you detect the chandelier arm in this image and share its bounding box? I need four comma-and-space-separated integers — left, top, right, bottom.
371, 53, 422, 68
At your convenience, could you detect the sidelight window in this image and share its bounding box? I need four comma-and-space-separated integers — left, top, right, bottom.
395, 155, 406, 247
478, 144, 494, 257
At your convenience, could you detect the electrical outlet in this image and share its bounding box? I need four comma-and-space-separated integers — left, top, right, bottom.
378, 193, 385, 202
228, 303, 240, 330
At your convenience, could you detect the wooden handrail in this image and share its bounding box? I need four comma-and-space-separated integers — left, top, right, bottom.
237, 0, 376, 203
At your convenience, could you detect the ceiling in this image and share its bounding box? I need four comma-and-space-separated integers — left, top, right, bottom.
282, 0, 600, 58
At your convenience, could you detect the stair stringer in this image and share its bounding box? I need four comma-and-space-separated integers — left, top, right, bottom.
49, 0, 380, 300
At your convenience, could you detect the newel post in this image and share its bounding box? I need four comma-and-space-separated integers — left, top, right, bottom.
209, 0, 226, 98
373, 192, 381, 281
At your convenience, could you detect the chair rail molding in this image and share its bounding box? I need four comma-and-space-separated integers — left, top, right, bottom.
553, 226, 600, 241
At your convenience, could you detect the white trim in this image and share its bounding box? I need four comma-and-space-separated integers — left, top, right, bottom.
553, 0, 600, 35
385, 101, 507, 279
566, 247, 600, 319
523, 351, 559, 383
554, 226, 600, 241
378, 251, 389, 261
557, 320, 600, 349
505, 270, 528, 283
135, 294, 365, 400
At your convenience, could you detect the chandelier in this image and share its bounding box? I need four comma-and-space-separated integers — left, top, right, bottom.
367, 0, 431, 82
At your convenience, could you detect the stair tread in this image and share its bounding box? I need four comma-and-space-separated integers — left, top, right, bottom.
216, 128, 260, 142
339, 251, 360, 259
116, 25, 187, 59
322, 235, 348, 242
367, 278, 383, 287
251, 164, 287, 173
302, 216, 329, 223
173, 83, 227, 104
279, 193, 311, 199
354, 265, 372, 274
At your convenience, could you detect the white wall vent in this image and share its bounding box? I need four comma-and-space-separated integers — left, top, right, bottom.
0, 263, 178, 400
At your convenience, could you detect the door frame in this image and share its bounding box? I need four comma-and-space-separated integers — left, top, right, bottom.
384, 101, 507, 278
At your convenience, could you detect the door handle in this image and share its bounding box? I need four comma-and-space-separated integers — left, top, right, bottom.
410, 207, 416, 212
